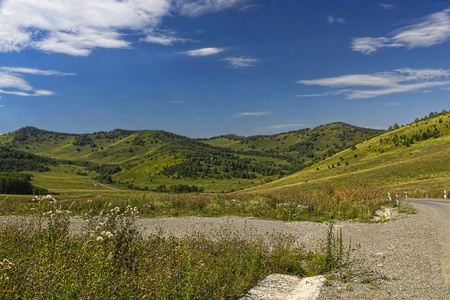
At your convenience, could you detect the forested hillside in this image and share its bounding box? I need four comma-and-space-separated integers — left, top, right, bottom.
0, 147, 53, 194
0, 123, 385, 193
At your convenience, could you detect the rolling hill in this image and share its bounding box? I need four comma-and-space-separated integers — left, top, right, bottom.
247, 110, 450, 197
0, 123, 384, 193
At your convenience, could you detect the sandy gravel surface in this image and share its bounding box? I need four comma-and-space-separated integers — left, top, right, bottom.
1, 201, 448, 299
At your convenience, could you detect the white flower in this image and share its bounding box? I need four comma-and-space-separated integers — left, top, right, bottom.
100, 231, 106, 236
96, 236, 104, 242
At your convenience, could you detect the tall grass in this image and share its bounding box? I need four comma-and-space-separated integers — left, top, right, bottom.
0, 204, 347, 299
1, 184, 388, 222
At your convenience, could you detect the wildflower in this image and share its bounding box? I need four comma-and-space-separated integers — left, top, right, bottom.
143, 296, 148, 299
100, 231, 106, 236
106, 231, 114, 239
96, 236, 104, 242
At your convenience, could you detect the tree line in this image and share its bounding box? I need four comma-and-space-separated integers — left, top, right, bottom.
0, 172, 49, 195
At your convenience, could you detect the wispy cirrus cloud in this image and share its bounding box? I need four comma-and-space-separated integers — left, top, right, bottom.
352, 8, 450, 54
141, 29, 191, 46
175, 0, 252, 17
298, 68, 450, 99
380, 3, 395, 10
0, 67, 74, 76
234, 112, 271, 117
385, 102, 401, 106
223, 57, 258, 68
0, 66, 73, 97
269, 124, 303, 130
327, 16, 345, 24
296, 89, 350, 98
183, 47, 224, 56
0, 0, 249, 56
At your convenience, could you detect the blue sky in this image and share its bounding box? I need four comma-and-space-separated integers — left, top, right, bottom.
1, 0, 450, 138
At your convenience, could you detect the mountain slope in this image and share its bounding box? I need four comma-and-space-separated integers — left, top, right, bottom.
0, 123, 385, 193
246, 110, 450, 196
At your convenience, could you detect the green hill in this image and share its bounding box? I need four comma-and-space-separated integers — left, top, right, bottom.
246, 110, 450, 197
0, 123, 383, 194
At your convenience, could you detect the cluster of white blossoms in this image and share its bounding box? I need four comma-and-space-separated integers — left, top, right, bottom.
32, 195, 57, 203
94, 229, 114, 242
42, 208, 71, 218
96, 230, 114, 242
87, 204, 139, 242
0, 258, 13, 280
124, 205, 139, 217
0, 259, 13, 270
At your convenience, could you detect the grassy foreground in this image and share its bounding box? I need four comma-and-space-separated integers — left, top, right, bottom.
0, 202, 350, 299
1, 184, 388, 221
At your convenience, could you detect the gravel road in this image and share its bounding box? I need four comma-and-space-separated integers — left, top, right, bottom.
1, 200, 448, 299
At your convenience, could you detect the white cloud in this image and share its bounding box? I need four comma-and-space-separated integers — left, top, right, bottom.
352, 8, 450, 54
296, 89, 350, 98
234, 112, 270, 117
184, 47, 224, 56
327, 16, 345, 24
0, 67, 74, 76
0, 88, 54, 96
141, 29, 192, 46
269, 124, 303, 129
175, 0, 250, 17
0, 66, 72, 97
0, 0, 247, 56
298, 68, 450, 99
380, 3, 395, 10
0, 0, 174, 55
385, 102, 401, 106
223, 57, 258, 68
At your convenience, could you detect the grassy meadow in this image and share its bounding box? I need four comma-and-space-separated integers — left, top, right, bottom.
0, 194, 375, 299
247, 111, 450, 198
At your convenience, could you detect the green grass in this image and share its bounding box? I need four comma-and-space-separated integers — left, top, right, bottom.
0, 184, 389, 222
247, 111, 450, 195
0, 204, 348, 299
1, 123, 384, 194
